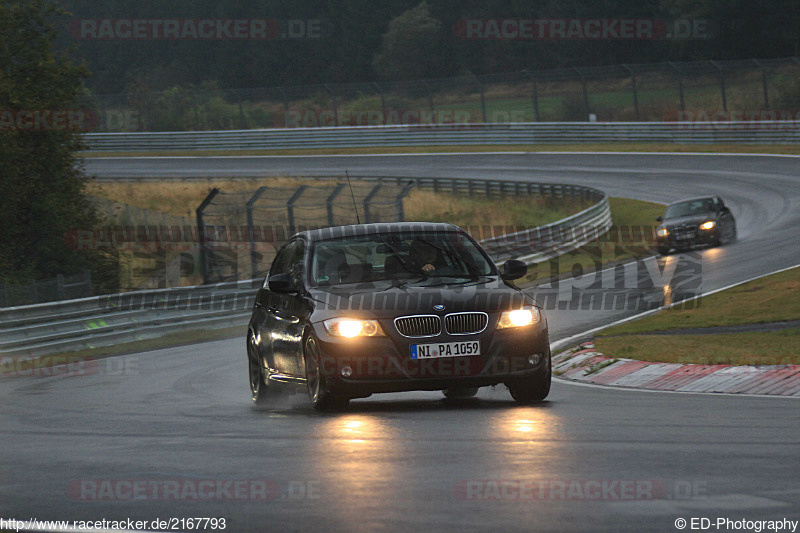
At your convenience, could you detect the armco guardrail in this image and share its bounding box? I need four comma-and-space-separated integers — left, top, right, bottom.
83, 122, 800, 151
0, 280, 258, 357
1, 180, 610, 357
481, 197, 612, 264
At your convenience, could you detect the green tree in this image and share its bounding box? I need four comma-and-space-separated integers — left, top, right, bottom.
0, 0, 116, 291
372, 2, 445, 80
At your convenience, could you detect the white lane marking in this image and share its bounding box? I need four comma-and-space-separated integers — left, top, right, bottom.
88, 151, 800, 160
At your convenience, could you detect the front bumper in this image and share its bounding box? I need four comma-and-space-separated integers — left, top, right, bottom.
310, 319, 550, 396
658, 228, 719, 250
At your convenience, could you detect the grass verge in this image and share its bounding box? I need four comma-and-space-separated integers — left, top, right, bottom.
593, 266, 800, 365
600, 266, 800, 333
593, 329, 800, 366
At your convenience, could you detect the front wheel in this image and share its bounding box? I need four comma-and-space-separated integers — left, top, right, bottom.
304, 333, 349, 411
506, 350, 551, 404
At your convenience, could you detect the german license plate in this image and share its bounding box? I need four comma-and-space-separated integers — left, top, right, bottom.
675, 231, 693, 240
410, 341, 480, 359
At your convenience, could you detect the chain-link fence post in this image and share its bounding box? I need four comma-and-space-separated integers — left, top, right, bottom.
324, 84, 338, 126
710, 60, 728, 111
668, 62, 686, 113
473, 74, 487, 122
396, 181, 415, 222
363, 184, 382, 224
326, 183, 345, 226
623, 64, 640, 121
753, 59, 770, 109
196, 188, 219, 284
373, 82, 386, 122
421, 80, 435, 117
286, 185, 308, 235
522, 69, 540, 122
574, 67, 590, 119
246, 187, 268, 280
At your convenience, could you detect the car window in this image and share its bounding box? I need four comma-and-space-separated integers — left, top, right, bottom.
664, 199, 714, 218
287, 240, 306, 288
309, 231, 494, 286
268, 239, 300, 278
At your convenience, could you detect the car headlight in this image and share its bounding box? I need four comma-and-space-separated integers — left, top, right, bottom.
497, 307, 541, 329
699, 220, 716, 231
656, 227, 669, 238
323, 318, 385, 338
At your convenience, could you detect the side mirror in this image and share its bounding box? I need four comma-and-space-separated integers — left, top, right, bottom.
656, 216, 663, 222
268, 273, 296, 293
501, 259, 527, 281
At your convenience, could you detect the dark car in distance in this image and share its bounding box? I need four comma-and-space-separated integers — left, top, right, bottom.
656, 196, 736, 255
246, 222, 551, 410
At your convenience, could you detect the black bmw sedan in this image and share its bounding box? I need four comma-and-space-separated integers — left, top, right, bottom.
655, 195, 737, 255
246, 222, 551, 410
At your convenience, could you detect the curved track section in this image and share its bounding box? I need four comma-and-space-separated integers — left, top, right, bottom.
2, 153, 798, 532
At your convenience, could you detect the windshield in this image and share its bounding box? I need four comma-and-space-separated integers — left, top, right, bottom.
664, 199, 715, 219
309, 230, 495, 286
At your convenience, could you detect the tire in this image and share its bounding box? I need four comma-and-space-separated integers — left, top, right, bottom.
506, 350, 551, 404
248, 333, 276, 405
304, 333, 349, 411
658, 245, 671, 256
727, 222, 737, 244
443, 387, 479, 399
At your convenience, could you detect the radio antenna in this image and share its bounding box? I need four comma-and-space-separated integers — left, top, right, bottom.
346, 170, 361, 224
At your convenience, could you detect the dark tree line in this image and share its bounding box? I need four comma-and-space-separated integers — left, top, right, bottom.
1, 0, 797, 286
1, 0, 117, 288
57, 0, 799, 95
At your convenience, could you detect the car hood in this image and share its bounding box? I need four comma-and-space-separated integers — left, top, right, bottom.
662, 214, 716, 226
307, 276, 535, 320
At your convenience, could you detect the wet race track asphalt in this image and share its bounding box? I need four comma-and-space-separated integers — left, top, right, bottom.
1, 153, 798, 532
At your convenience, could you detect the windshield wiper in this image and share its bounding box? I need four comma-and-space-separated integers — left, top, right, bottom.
378, 237, 418, 275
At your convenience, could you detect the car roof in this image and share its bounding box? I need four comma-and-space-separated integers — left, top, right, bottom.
295, 222, 463, 242
668, 196, 717, 206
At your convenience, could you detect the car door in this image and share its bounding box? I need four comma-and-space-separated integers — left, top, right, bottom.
264, 238, 310, 376
253, 238, 308, 376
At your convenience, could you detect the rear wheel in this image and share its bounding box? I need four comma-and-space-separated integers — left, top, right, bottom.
443, 387, 479, 399
506, 350, 551, 404
304, 333, 349, 411
727, 222, 737, 244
